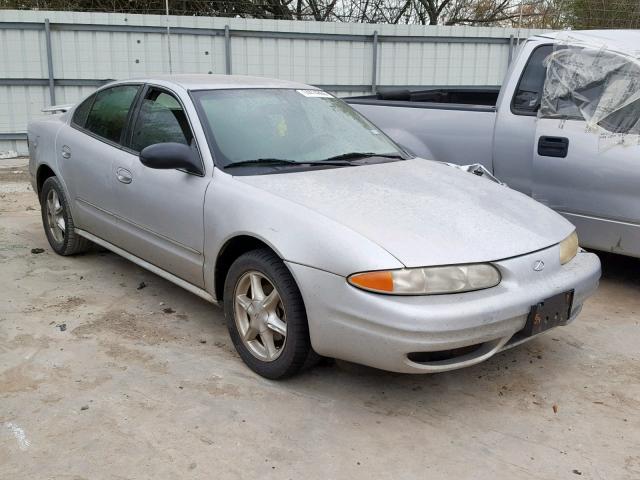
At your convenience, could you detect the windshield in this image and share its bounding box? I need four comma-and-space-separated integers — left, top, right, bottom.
191, 88, 404, 166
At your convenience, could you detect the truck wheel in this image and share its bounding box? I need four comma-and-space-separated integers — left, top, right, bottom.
224, 248, 311, 379
40, 176, 90, 256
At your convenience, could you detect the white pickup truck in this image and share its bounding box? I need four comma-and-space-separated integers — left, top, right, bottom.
348, 30, 640, 259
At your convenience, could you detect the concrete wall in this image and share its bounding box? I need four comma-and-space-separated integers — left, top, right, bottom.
0, 9, 546, 156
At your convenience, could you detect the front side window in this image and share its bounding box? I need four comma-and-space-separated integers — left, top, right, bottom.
512, 45, 553, 115
192, 88, 403, 166
540, 46, 640, 134
84, 85, 140, 144
130, 89, 194, 152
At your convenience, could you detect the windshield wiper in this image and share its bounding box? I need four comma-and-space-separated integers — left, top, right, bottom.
225, 158, 300, 168
318, 152, 405, 162
225, 158, 355, 168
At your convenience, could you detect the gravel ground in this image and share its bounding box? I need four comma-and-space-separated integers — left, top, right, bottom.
1, 160, 639, 479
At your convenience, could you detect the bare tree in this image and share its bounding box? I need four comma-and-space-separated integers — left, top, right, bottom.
0, 0, 610, 29
568, 0, 640, 29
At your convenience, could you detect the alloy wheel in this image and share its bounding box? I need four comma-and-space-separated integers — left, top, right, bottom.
45, 189, 65, 243
234, 270, 287, 362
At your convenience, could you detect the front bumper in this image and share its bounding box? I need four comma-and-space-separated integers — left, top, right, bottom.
286, 246, 601, 374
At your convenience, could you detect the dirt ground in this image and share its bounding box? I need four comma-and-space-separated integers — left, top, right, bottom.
1, 159, 639, 480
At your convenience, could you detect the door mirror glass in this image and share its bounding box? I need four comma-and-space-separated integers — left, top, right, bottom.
139, 142, 203, 175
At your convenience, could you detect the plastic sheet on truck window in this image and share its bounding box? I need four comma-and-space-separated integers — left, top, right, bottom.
539, 33, 640, 150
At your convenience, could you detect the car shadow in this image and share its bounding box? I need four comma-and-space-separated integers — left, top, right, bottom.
595, 250, 640, 286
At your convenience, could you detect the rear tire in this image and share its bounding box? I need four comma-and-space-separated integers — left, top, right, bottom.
40, 176, 90, 256
224, 248, 311, 379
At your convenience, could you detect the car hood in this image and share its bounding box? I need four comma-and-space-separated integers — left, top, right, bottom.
234, 159, 575, 267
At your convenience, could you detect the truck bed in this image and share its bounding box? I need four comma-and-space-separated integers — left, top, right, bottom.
346, 87, 498, 168
346, 86, 500, 111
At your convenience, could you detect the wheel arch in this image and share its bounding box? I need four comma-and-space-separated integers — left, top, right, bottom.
36, 164, 56, 196
214, 234, 284, 302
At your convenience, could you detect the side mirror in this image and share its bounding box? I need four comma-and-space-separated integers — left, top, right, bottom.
139, 142, 203, 175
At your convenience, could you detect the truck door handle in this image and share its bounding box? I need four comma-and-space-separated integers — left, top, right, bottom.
538, 136, 569, 158
61, 145, 71, 159
116, 168, 133, 184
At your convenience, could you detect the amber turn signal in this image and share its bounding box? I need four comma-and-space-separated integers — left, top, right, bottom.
348, 271, 394, 292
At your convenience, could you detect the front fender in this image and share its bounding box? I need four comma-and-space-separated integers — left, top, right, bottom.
203, 171, 404, 289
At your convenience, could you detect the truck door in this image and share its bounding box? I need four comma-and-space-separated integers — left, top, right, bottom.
493, 43, 553, 196
532, 46, 640, 255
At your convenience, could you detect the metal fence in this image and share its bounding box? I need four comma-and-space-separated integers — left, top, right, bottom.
0, 9, 546, 155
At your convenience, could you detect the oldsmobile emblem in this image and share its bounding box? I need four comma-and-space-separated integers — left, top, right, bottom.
533, 260, 545, 271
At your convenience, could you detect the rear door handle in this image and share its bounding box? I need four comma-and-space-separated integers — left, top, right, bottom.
537, 136, 569, 158
61, 145, 71, 159
116, 167, 133, 184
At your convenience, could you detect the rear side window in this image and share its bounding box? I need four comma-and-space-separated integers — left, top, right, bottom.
84, 85, 140, 144
130, 89, 194, 152
72, 95, 94, 128
512, 45, 553, 115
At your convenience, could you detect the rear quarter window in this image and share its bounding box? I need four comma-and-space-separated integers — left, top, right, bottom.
72, 95, 94, 128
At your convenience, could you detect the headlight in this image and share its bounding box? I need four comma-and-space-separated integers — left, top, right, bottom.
559, 231, 579, 265
347, 264, 501, 295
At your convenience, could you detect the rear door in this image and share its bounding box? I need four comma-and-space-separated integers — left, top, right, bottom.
110, 85, 210, 287
59, 84, 141, 242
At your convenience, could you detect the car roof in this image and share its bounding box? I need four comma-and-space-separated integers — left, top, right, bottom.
533, 29, 640, 50
126, 74, 317, 91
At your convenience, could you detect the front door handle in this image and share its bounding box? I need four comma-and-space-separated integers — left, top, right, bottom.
61, 145, 71, 159
538, 136, 569, 158
116, 167, 133, 184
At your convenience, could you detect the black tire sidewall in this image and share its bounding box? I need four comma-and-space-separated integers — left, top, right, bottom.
223, 249, 310, 379
40, 176, 72, 255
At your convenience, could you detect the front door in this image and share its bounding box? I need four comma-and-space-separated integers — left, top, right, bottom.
110, 86, 210, 287
532, 45, 640, 255
533, 117, 640, 255
493, 43, 553, 196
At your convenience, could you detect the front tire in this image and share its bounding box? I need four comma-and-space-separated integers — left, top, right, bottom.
40, 176, 90, 256
224, 248, 311, 379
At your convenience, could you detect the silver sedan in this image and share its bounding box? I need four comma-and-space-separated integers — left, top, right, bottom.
28, 75, 601, 379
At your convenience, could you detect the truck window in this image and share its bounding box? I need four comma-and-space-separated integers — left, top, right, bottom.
511, 44, 553, 116
541, 47, 640, 134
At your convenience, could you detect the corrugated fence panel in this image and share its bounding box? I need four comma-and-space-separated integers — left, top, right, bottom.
0, 8, 548, 156
0, 85, 49, 132
173, 35, 225, 74
228, 37, 373, 86
0, 28, 47, 77
378, 38, 511, 86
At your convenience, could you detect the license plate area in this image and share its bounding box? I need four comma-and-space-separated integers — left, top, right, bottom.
521, 290, 574, 337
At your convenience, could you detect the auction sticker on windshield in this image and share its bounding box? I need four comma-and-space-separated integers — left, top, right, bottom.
297, 89, 333, 98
